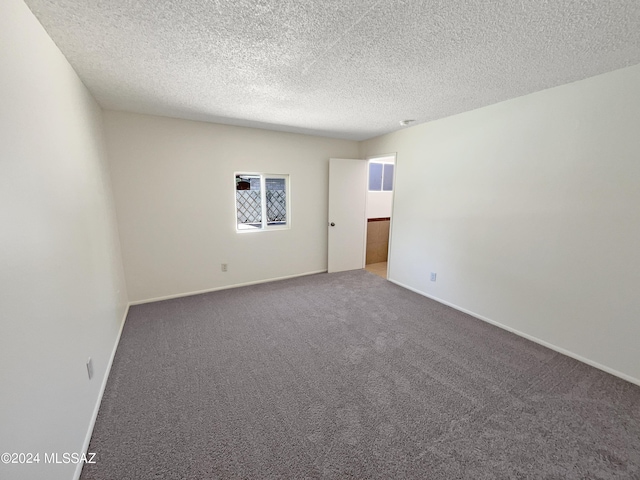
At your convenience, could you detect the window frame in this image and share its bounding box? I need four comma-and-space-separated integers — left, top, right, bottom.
368, 159, 395, 192
234, 172, 290, 233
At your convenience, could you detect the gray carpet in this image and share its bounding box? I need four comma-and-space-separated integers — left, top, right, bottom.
81, 270, 640, 479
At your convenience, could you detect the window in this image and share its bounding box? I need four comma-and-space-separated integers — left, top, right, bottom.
235, 173, 289, 231
368, 161, 394, 191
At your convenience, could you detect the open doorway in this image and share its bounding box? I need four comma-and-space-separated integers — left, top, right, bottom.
364, 155, 395, 279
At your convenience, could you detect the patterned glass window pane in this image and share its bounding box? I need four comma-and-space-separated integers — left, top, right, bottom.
236, 175, 262, 230
266, 178, 286, 225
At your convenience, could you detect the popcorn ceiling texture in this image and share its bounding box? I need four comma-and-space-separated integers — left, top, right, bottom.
24, 0, 640, 140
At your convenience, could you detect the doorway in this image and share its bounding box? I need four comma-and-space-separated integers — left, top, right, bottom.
364, 155, 395, 279
327, 155, 395, 277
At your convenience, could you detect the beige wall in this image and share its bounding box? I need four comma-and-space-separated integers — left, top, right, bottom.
361, 64, 640, 384
104, 111, 359, 302
0, 1, 128, 479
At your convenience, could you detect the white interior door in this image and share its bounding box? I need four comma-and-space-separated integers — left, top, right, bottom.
328, 158, 367, 273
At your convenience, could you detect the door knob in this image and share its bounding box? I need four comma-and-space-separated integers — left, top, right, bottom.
330, 222, 335, 227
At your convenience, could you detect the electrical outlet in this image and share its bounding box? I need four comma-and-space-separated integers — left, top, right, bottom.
430, 272, 437, 282
221, 263, 228, 272
86, 358, 93, 380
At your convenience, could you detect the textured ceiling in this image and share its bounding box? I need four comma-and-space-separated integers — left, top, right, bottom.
23, 0, 640, 140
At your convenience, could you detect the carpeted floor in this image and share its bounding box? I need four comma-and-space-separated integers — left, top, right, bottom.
81, 270, 640, 479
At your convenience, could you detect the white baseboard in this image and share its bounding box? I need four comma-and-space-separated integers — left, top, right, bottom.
129, 270, 328, 306
73, 303, 130, 480
388, 277, 640, 388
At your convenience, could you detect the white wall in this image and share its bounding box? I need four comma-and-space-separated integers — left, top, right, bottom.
0, 2, 128, 480
104, 111, 359, 302
361, 64, 640, 384
367, 192, 394, 219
